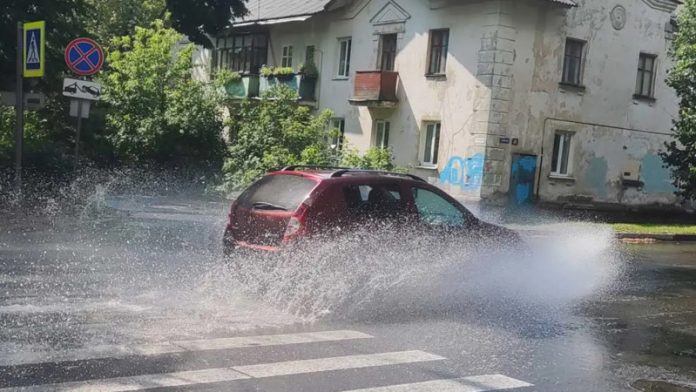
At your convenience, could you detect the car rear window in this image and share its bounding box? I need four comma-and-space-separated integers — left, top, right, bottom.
237, 175, 317, 211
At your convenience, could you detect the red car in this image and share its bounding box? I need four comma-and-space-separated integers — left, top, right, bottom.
223, 166, 521, 254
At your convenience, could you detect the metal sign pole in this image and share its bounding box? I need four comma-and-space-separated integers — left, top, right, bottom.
74, 99, 82, 171
15, 22, 24, 193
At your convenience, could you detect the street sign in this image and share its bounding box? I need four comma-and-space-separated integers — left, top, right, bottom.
62, 78, 101, 100
0, 91, 46, 110
64, 38, 104, 76
69, 99, 90, 118
23, 21, 45, 78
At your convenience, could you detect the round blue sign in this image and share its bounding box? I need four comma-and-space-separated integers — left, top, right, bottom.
64, 38, 104, 76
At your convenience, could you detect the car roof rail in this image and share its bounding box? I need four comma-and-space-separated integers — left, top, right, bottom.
330, 169, 427, 182
281, 165, 352, 171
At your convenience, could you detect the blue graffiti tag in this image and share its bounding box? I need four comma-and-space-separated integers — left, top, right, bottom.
439, 153, 484, 191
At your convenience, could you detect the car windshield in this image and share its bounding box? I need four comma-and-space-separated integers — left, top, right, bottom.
237, 175, 317, 211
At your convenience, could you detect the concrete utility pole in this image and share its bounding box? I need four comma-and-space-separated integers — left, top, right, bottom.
15, 22, 24, 193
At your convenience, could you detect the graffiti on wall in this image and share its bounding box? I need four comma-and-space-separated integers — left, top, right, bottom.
439, 153, 484, 191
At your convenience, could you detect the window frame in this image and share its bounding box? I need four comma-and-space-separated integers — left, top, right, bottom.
635, 53, 658, 99
375, 120, 390, 149
379, 33, 397, 71
420, 122, 441, 167
550, 131, 574, 177
305, 45, 316, 65
561, 38, 586, 86
281, 45, 293, 68
426, 29, 449, 76
212, 33, 268, 75
330, 117, 346, 150
337, 37, 352, 78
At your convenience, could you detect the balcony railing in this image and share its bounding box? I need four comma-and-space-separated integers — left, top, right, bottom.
222, 74, 260, 99
349, 70, 398, 107
259, 74, 317, 101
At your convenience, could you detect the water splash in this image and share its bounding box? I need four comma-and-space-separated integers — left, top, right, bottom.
225, 223, 622, 322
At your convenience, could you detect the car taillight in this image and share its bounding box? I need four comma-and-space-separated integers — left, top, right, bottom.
283, 203, 309, 242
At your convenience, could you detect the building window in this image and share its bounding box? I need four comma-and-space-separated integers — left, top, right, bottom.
562, 38, 585, 86
421, 122, 441, 166
635, 53, 657, 98
551, 131, 573, 176
379, 34, 397, 71
427, 29, 449, 75
213, 33, 268, 74
330, 118, 345, 149
337, 37, 352, 78
305, 45, 315, 65
375, 120, 390, 148
281, 46, 293, 68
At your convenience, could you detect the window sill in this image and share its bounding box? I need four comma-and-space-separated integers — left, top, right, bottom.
332, 77, 350, 81
416, 165, 438, 170
425, 74, 446, 81
548, 174, 575, 182
559, 82, 586, 92
633, 94, 656, 103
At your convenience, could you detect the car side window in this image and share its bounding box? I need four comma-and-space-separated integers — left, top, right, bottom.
343, 184, 404, 221
411, 187, 465, 226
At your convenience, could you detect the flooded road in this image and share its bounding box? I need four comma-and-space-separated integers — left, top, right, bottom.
0, 195, 695, 391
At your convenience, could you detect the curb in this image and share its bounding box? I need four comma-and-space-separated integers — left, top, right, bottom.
617, 233, 696, 243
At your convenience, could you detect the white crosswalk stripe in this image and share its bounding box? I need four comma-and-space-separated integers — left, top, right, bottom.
3, 350, 444, 392
0, 329, 534, 392
0, 330, 372, 367
340, 374, 534, 392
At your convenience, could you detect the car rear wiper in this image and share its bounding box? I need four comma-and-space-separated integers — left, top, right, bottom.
252, 201, 288, 211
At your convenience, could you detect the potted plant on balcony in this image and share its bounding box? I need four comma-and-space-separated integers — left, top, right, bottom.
298, 62, 318, 101
260, 66, 299, 94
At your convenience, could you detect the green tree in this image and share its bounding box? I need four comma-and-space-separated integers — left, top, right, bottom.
85, 0, 165, 45
663, 0, 696, 199
101, 20, 225, 168
222, 86, 334, 189
165, 0, 248, 47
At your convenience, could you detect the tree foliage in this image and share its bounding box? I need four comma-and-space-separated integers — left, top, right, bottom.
222, 86, 334, 189
85, 0, 165, 45
0, 0, 88, 91
165, 0, 248, 48
221, 85, 401, 191
663, 0, 696, 199
101, 20, 225, 167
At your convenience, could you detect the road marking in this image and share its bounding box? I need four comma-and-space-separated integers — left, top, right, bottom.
0, 330, 372, 366
234, 350, 445, 378
4, 368, 250, 392
173, 330, 373, 351
2, 350, 445, 392
340, 374, 534, 392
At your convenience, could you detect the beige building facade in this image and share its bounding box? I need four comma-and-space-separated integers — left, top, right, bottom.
200, 0, 684, 209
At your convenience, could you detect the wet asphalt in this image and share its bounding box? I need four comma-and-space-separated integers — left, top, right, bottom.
0, 196, 695, 391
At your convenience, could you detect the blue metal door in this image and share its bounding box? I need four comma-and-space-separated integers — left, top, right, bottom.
510, 154, 537, 205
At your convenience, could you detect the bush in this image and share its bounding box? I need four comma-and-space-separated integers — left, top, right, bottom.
102, 20, 225, 168
221, 85, 333, 190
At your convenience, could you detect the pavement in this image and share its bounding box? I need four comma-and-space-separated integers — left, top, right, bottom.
1, 195, 695, 391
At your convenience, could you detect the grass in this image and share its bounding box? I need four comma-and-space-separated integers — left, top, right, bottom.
610, 223, 696, 235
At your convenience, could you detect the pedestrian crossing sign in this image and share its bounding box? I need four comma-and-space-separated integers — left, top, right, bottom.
23, 21, 45, 78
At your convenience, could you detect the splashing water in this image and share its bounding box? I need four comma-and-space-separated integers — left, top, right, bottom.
223, 223, 622, 323
0, 169, 624, 366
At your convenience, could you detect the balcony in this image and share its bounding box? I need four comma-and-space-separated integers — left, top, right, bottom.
349, 70, 398, 108
259, 74, 317, 101
222, 74, 260, 99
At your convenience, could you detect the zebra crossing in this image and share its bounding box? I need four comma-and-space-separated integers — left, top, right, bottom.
0, 329, 533, 392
